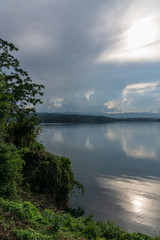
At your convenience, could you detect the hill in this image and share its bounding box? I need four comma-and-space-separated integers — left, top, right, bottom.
37, 112, 160, 123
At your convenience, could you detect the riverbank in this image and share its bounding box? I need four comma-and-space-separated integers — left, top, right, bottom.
1, 197, 160, 240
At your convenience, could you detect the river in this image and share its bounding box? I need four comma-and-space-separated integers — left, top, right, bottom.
38, 122, 160, 235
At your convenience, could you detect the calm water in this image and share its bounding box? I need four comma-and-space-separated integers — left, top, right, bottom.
39, 122, 160, 235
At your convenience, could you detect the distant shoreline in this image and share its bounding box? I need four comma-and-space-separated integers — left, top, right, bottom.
37, 112, 160, 124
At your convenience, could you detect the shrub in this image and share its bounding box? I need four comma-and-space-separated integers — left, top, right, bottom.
0, 143, 24, 197
1, 197, 160, 240
14, 228, 52, 240
2, 200, 42, 222
22, 150, 83, 208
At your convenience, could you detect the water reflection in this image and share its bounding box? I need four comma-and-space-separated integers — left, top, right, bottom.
122, 138, 157, 159
96, 174, 160, 232
85, 138, 94, 151
39, 123, 160, 234
52, 131, 64, 143
104, 123, 159, 159
105, 128, 119, 141
132, 196, 143, 213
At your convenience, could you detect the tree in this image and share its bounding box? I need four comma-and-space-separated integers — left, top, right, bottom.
0, 38, 45, 195
0, 39, 83, 203
0, 38, 44, 146
0, 75, 10, 141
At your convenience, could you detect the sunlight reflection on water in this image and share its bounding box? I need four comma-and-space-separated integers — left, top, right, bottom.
96, 174, 160, 232
39, 122, 160, 235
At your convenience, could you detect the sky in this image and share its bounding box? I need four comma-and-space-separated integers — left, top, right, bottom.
1, 0, 160, 114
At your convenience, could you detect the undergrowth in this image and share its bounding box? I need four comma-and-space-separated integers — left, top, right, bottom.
0, 198, 160, 240
22, 149, 84, 209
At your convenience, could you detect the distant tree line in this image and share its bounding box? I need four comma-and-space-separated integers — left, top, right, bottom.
37, 113, 160, 124
37, 113, 115, 123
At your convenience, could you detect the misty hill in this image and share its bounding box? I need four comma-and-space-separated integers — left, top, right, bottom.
103, 112, 160, 119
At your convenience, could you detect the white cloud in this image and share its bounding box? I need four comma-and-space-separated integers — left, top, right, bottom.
104, 100, 119, 110
104, 81, 160, 113
96, 43, 160, 63
93, 1, 160, 63
122, 81, 160, 102
51, 97, 64, 108
85, 90, 95, 100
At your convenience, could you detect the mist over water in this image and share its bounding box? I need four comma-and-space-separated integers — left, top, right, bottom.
39, 122, 160, 235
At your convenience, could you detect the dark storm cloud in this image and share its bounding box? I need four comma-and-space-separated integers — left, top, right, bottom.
1, 0, 160, 113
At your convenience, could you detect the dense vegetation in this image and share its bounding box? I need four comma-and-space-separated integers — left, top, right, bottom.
1, 38, 160, 239
37, 113, 115, 124
0, 38, 82, 206
1, 197, 160, 240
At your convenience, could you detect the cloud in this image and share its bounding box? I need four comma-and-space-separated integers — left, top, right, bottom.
39, 89, 109, 113
96, 41, 160, 63
15, 31, 54, 55
104, 100, 119, 110
85, 90, 95, 100
50, 97, 64, 108
122, 81, 160, 102
104, 81, 160, 113
38, 97, 64, 112
94, 1, 160, 63
1, 0, 160, 114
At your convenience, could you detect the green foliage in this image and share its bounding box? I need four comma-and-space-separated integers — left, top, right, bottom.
0, 198, 160, 240
22, 150, 83, 208
0, 38, 87, 240
0, 143, 24, 197
0, 38, 46, 199
66, 205, 85, 218
14, 228, 52, 240
6, 111, 41, 148
1, 199, 42, 222
0, 38, 44, 147
0, 38, 81, 210
0, 38, 44, 113
0, 75, 10, 142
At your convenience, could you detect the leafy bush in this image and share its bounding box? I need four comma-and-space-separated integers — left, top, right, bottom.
66, 205, 85, 218
0, 37, 83, 214
1, 198, 160, 240
0, 143, 24, 197
14, 228, 52, 240
0, 38, 44, 146
1, 200, 42, 222
6, 112, 41, 148
22, 150, 83, 208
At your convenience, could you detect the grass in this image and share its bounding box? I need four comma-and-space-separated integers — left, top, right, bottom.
0, 198, 160, 240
